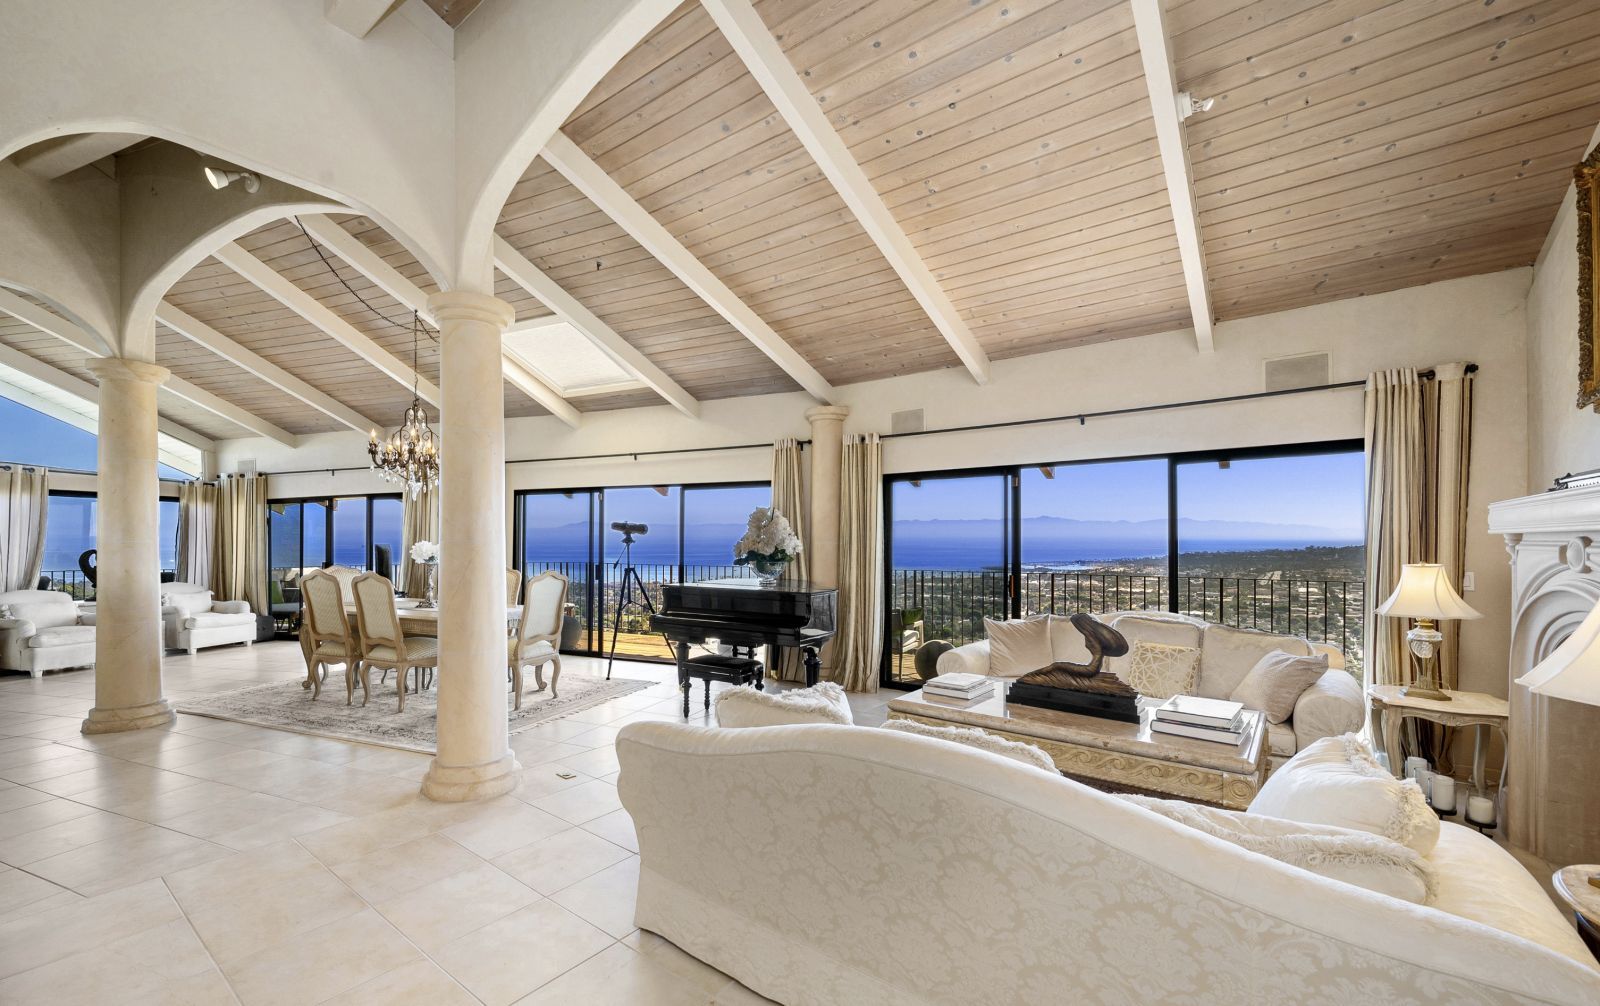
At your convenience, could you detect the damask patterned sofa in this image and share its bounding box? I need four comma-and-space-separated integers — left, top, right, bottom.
616, 721, 1600, 1005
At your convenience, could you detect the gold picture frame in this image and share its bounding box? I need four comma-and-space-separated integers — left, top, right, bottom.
1578, 144, 1600, 411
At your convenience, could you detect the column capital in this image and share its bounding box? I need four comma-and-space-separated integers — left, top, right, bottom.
804, 404, 850, 426
84, 357, 169, 386
427, 290, 515, 330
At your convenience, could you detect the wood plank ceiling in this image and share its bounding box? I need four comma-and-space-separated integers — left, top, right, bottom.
5, 0, 1598, 450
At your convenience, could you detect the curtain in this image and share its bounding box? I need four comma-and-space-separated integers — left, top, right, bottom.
176, 481, 218, 587
771, 438, 810, 682
0, 465, 49, 591
214, 473, 267, 613
401, 483, 439, 597
833, 434, 883, 692
1423, 363, 1475, 772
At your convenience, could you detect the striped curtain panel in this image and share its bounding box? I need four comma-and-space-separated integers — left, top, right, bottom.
833, 434, 883, 692
400, 483, 440, 598
0, 465, 49, 591
176, 481, 218, 587
214, 473, 268, 613
770, 438, 809, 682
1363, 368, 1426, 693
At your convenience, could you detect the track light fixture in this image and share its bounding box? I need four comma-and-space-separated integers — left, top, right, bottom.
1176, 92, 1215, 122
203, 165, 260, 193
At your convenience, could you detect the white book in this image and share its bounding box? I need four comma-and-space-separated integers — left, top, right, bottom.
922, 686, 994, 706
924, 683, 995, 702
928, 672, 990, 693
1150, 718, 1245, 745
1152, 695, 1245, 729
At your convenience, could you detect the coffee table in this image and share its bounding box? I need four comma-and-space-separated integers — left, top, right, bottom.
886, 684, 1269, 809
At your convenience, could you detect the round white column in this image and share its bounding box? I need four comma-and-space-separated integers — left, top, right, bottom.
82, 358, 173, 734
804, 406, 850, 591
422, 291, 520, 802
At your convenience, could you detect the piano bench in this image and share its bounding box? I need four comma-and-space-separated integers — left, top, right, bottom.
682, 652, 765, 716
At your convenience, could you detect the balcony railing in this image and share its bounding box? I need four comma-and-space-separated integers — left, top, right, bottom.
39, 568, 178, 601
888, 569, 1365, 683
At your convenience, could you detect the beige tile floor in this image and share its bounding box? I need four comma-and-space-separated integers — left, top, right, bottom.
0, 641, 893, 1005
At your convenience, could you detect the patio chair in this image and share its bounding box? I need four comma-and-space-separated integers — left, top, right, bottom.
300, 569, 358, 702
510, 571, 566, 710
352, 571, 438, 712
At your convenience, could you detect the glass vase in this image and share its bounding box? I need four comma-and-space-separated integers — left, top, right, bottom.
750, 556, 788, 589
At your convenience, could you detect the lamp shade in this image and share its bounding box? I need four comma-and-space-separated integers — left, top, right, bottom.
1374, 563, 1481, 621
1516, 597, 1600, 706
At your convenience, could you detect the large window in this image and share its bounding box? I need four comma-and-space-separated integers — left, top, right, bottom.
39, 492, 179, 598
883, 442, 1364, 686
0, 395, 194, 480
515, 481, 769, 662
266, 494, 402, 621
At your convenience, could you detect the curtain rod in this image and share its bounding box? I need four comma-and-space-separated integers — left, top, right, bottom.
0, 463, 199, 481
258, 439, 810, 478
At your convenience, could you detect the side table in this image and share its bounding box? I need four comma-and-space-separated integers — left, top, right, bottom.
1553, 866, 1600, 962
1366, 685, 1509, 800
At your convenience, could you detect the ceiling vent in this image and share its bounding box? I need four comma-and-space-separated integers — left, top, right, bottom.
1263, 352, 1330, 393
890, 409, 924, 435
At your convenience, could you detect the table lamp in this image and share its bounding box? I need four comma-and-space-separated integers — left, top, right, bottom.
1375, 563, 1481, 701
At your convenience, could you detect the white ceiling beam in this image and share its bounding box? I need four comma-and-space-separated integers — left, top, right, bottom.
492, 236, 699, 418
11, 132, 146, 180
294, 216, 582, 428
324, 0, 404, 38
156, 302, 381, 436
212, 240, 442, 406
1130, 0, 1215, 354
541, 131, 836, 404
701, 0, 990, 384
162, 374, 298, 447
0, 288, 105, 356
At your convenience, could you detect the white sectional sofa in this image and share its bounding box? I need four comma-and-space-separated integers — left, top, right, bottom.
159, 582, 255, 655
0, 589, 95, 678
938, 610, 1363, 767
617, 720, 1600, 1005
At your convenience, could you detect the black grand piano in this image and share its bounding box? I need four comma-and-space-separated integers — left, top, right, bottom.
652, 579, 837, 710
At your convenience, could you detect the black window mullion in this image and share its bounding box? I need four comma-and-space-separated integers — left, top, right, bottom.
1166, 458, 1179, 614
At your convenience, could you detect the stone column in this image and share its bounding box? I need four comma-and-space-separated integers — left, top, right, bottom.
804, 406, 850, 590
82, 358, 173, 734
422, 291, 520, 802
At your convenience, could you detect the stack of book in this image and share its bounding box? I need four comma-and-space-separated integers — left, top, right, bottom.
923, 672, 995, 705
1149, 695, 1247, 744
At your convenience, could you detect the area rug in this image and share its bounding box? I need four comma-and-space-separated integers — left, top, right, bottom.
176, 675, 656, 754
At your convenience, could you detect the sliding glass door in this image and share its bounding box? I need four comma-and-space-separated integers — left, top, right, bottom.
266, 494, 402, 628
520, 491, 597, 650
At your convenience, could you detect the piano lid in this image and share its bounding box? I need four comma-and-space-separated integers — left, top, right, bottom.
680, 577, 833, 594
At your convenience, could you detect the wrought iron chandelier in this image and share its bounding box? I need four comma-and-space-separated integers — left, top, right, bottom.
368, 312, 439, 497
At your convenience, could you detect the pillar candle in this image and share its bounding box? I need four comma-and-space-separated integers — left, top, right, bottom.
1430, 775, 1456, 813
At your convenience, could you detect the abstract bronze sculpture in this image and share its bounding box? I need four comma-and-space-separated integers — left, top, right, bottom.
1009, 614, 1140, 722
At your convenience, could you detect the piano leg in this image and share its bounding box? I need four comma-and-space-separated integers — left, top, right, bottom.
676, 641, 692, 719
802, 645, 820, 688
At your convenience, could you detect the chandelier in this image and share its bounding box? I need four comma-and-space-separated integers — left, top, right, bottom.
368, 312, 439, 497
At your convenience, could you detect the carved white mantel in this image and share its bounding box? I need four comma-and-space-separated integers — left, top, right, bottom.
1489, 485, 1600, 864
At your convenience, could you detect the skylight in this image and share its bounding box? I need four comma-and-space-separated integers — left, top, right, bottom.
502, 319, 639, 396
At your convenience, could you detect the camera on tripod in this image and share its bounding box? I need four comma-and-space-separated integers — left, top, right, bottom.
609, 521, 648, 538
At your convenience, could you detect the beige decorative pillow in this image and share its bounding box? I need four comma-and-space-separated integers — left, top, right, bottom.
1249, 734, 1439, 856
1119, 640, 1200, 699
715, 682, 853, 728
1230, 649, 1329, 723
882, 718, 1057, 773
983, 616, 1052, 677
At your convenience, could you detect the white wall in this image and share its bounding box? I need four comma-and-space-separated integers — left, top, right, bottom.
1527, 123, 1600, 490
219, 267, 1533, 697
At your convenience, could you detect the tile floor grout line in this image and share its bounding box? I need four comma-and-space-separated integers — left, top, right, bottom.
157, 875, 247, 1006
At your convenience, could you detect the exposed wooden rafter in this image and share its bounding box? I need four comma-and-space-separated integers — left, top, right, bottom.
162, 374, 299, 447
1130, 0, 1215, 353
492, 235, 699, 418
540, 131, 836, 404
700, 0, 990, 384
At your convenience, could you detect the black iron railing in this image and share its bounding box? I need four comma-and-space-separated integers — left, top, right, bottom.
522, 559, 756, 658
39, 568, 178, 601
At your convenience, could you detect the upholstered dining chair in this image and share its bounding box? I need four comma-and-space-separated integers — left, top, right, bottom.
352, 572, 439, 711
300, 569, 358, 702
506, 568, 521, 606
509, 571, 567, 710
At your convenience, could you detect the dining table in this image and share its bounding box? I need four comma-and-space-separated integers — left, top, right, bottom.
299, 601, 523, 690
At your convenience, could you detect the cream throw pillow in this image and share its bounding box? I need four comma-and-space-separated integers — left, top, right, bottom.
1249, 734, 1439, 856
1120, 640, 1200, 699
1119, 794, 1436, 904
714, 683, 853, 728
983, 616, 1052, 677
1230, 649, 1329, 723
882, 719, 1057, 773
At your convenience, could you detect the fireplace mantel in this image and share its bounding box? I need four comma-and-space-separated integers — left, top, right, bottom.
1489, 486, 1600, 864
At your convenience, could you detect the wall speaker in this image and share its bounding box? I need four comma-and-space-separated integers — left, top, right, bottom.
890, 408, 924, 435
1263, 352, 1330, 392
237, 459, 258, 475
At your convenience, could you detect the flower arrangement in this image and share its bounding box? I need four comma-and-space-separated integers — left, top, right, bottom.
733, 507, 802, 567
410, 540, 440, 565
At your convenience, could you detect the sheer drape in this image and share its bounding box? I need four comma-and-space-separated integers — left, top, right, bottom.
176, 481, 217, 587
771, 438, 810, 682
214, 473, 267, 612
401, 483, 439, 598
833, 434, 882, 692
0, 465, 49, 591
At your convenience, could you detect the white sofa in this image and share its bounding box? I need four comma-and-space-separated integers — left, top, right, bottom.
939, 611, 1363, 767
617, 720, 1600, 1005
0, 589, 95, 678
159, 582, 255, 655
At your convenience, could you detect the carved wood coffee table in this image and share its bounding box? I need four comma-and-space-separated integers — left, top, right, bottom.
886, 685, 1269, 809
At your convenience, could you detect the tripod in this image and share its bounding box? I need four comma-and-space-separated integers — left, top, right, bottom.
605, 531, 663, 680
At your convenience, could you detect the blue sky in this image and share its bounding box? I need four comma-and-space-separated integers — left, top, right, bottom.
0, 395, 191, 481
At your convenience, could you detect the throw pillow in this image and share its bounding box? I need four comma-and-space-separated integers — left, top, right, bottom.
1230, 649, 1329, 723
881, 718, 1057, 773
1119, 640, 1201, 699
0, 604, 12, 620
715, 682, 853, 728
1118, 794, 1436, 904
983, 616, 1052, 678
1249, 734, 1439, 856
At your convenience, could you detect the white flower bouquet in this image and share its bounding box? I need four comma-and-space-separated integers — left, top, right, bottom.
410, 540, 440, 565
733, 507, 802, 568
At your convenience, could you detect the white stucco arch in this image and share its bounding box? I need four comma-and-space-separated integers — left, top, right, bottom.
0, 163, 119, 353
451, 0, 680, 289
1, 0, 455, 287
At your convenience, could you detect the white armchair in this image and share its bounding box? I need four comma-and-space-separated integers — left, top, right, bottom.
161, 582, 255, 655
0, 589, 95, 678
